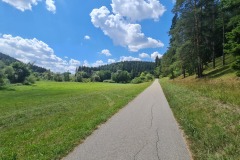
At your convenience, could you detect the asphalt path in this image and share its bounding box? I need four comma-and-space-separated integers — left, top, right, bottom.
63, 79, 192, 160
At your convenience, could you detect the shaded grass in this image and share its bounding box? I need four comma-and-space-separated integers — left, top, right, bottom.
160, 78, 240, 159
0, 81, 151, 159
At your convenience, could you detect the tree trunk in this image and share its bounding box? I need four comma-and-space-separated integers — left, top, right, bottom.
212, 2, 216, 69
194, 0, 200, 78
222, 1, 225, 66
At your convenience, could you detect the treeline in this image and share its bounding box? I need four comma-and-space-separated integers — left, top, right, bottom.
0, 53, 48, 86
0, 53, 155, 86
157, 0, 240, 78
74, 61, 155, 83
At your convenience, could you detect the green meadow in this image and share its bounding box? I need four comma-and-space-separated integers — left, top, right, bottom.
0, 81, 151, 159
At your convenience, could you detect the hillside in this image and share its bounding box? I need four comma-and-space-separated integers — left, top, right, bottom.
0, 52, 47, 73
78, 61, 155, 77
160, 54, 240, 159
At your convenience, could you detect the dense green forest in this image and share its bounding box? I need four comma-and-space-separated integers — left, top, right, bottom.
156, 0, 240, 78
0, 52, 155, 86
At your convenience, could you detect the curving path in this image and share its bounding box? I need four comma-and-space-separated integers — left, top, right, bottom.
63, 79, 192, 160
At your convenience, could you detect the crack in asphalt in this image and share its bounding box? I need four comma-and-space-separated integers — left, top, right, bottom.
150, 104, 154, 129
156, 129, 161, 160
133, 142, 148, 160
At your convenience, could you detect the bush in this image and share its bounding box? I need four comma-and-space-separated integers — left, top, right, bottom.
131, 77, 143, 84
82, 78, 91, 83
24, 75, 36, 85
232, 56, 240, 77
103, 79, 115, 83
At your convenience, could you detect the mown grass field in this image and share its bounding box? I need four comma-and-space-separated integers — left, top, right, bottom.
160, 55, 240, 159
0, 81, 151, 159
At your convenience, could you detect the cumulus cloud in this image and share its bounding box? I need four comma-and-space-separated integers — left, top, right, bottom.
120, 56, 141, 61
108, 59, 116, 63
111, 0, 166, 22
90, 5, 164, 52
92, 60, 105, 67
83, 60, 90, 67
2, 0, 39, 11
45, 0, 56, 13
151, 51, 162, 60
139, 52, 150, 58
100, 49, 111, 56
0, 34, 80, 73
84, 35, 91, 40
2, 0, 56, 13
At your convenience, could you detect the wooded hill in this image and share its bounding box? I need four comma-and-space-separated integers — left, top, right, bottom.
77, 61, 155, 78
0, 52, 47, 73
0, 52, 156, 85
156, 0, 240, 78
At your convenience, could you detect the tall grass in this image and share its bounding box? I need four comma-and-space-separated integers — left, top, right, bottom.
160, 78, 240, 159
171, 77, 240, 106
0, 81, 151, 159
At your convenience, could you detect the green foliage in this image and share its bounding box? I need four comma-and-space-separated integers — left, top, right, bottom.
0, 81, 151, 159
24, 74, 36, 85
0, 70, 5, 87
91, 74, 101, 82
75, 72, 83, 82
97, 70, 111, 82
131, 72, 154, 84
103, 79, 115, 83
225, 24, 240, 56
11, 62, 30, 83
231, 56, 240, 76
63, 72, 71, 81
4, 66, 14, 83
78, 61, 155, 79
53, 73, 63, 82
160, 0, 239, 78
111, 70, 131, 83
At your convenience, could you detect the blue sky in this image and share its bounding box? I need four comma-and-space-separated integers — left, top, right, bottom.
0, 0, 174, 73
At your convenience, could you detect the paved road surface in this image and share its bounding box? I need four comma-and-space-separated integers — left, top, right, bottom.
63, 79, 192, 160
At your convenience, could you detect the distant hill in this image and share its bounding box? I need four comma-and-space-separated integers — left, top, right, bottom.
78, 61, 155, 77
0, 52, 47, 73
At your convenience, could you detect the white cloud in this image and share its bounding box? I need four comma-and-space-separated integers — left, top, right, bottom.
108, 59, 116, 63
120, 56, 141, 61
111, 0, 166, 22
83, 60, 89, 67
100, 49, 111, 56
2, 0, 56, 13
0, 34, 80, 73
64, 56, 68, 59
45, 0, 56, 14
90, 6, 164, 52
2, 0, 39, 11
151, 51, 162, 60
92, 60, 105, 67
84, 35, 91, 40
139, 52, 150, 58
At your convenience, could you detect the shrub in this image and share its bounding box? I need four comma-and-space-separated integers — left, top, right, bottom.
103, 79, 115, 83
131, 77, 143, 84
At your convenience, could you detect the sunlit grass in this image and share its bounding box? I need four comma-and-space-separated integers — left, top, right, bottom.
0, 81, 151, 159
160, 78, 240, 159
160, 54, 240, 160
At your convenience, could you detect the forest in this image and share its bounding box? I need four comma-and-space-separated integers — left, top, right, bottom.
0, 52, 155, 86
155, 0, 240, 79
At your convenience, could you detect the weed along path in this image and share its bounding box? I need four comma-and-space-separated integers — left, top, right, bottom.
63, 79, 191, 160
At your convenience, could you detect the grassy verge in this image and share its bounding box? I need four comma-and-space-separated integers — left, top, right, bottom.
160, 78, 239, 159
0, 81, 151, 159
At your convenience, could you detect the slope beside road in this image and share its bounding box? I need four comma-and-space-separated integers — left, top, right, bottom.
63, 79, 192, 160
